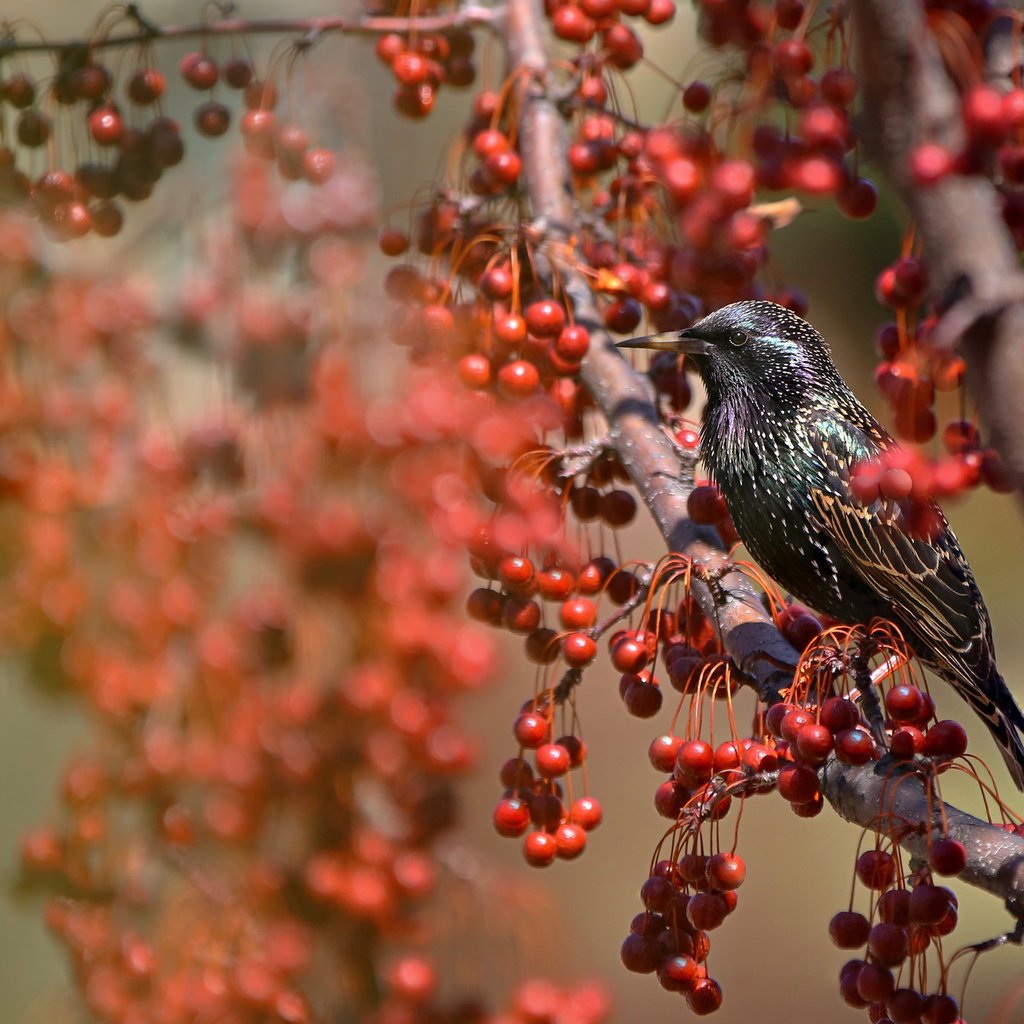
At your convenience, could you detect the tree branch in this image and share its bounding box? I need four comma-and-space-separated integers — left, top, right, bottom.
851, 0, 1024, 500
0, 5, 505, 55
507, 0, 1023, 916
821, 758, 1024, 916
506, 0, 798, 707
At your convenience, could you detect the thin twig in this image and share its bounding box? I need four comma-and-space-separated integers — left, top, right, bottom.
0, 5, 506, 56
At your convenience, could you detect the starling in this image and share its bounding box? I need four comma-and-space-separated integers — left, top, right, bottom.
619, 299, 1024, 789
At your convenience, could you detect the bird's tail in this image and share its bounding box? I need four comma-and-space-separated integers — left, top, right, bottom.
963, 666, 1024, 792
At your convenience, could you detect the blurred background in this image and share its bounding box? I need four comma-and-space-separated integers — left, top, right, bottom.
2, 1, 1023, 1022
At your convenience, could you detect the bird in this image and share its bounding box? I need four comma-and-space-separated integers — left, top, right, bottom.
617, 299, 1024, 790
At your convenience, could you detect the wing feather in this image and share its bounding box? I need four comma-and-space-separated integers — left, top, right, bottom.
804, 414, 986, 681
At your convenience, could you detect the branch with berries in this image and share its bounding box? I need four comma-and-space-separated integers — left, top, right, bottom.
852, 0, 1024, 500
508, 0, 1024, 931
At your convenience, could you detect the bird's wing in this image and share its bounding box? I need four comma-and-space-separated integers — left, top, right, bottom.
804, 412, 985, 673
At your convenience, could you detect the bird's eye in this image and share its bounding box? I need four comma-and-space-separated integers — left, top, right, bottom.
728, 328, 749, 348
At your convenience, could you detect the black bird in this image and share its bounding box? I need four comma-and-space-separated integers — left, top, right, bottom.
619, 299, 1024, 790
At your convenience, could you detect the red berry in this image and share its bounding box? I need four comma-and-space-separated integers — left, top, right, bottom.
910, 143, 954, 186
856, 849, 896, 891
88, 106, 123, 146
563, 632, 597, 666
774, 39, 813, 76
887, 723, 919, 757
523, 831, 557, 867
649, 734, 684, 772
458, 353, 491, 389
525, 299, 566, 337
620, 933, 659, 973
963, 85, 1007, 145
493, 797, 531, 836
829, 910, 870, 948
821, 67, 857, 106
535, 743, 571, 778
835, 728, 874, 765
713, 741, 742, 774
378, 227, 409, 256
706, 852, 745, 890
877, 888, 911, 926
556, 324, 590, 360
537, 568, 576, 601
687, 977, 722, 1015
560, 596, 596, 630
180, 52, 219, 90
552, 5, 596, 43
502, 596, 540, 633
674, 739, 714, 788
838, 176, 878, 218
867, 922, 908, 965
885, 684, 924, 722
781, 707, 813, 744
603, 298, 642, 334
922, 719, 968, 760
127, 68, 166, 105
554, 822, 587, 859
687, 485, 728, 524
921, 994, 959, 1024
514, 712, 550, 748
909, 882, 954, 926
683, 81, 712, 113
929, 837, 966, 876
483, 150, 522, 187
571, 795, 603, 830
497, 359, 539, 397
494, 312, 527, 348
224, 58, 254, 88
887, 989, 925, 1024
658, 954, 698, 992
820, 696, 859, 733
601, 489, 637, 527
686, 892, 728, 930
623, 675, 663, 718
304, 149, 336, 185
194, 100, 231, 137
775, 0, 806, 30
856, 962, 895, 1003
778, 762, 820, 804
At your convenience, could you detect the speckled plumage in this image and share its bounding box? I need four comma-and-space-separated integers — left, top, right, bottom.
622, 300, 1024, 790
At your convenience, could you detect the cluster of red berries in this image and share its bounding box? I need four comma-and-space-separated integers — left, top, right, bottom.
831, 847, 968, 1024
868, 285, 1014, 497
4, 147, 603, 1022
0, 41, 337, 240
549, 0, 674, 49
375, 27, 477, 118
619, 851, 740, 1015
492, 717, 603, 867
616, 612, 1016, 1017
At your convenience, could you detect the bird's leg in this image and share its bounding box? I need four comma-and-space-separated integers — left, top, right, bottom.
850, 643, 888, 749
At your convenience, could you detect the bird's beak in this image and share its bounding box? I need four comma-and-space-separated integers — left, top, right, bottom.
615, 329, 710, 355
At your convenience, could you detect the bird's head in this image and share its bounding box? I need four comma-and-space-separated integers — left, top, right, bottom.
618, 300, 844, 409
